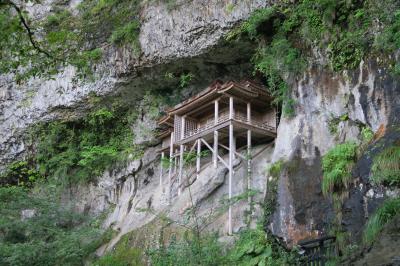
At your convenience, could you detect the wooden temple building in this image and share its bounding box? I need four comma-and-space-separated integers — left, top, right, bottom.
157, 80, 278, 234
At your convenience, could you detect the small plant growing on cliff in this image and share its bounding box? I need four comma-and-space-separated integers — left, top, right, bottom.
110, 20, 141, 55
179, 73, 194, 88
370, 145, 400, 187
0, 161, 43, 188
321, 142, 358, 196
363, 197, 400, 245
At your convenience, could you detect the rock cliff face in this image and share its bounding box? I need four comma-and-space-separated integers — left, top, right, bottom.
0, 0, 399, 257
271, 58, 400, 245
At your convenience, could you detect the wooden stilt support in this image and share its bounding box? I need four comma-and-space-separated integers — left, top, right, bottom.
168, 132, 174, 203
228, 96, 234, 235
178, 145, 184, 196
196, 139, 201, 179
247, 102, 252, 205
174, 149, 178, 174
160, 151, 164, 187
178, 116, 186, 196
213, 100, 219, 168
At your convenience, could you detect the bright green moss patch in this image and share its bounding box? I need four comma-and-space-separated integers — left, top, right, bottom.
371, 145, 400, 187
363, 198, 400, 245
322, 142, 358, 196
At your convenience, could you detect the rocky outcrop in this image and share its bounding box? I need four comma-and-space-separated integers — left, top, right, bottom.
0, 0, 268, 169
269, 58, 400, 245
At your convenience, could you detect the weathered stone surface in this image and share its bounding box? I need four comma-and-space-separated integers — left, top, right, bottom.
270, 59, 400, 245
352, 214, 400, 266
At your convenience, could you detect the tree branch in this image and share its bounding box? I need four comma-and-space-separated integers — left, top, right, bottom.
2, 0, 53, 58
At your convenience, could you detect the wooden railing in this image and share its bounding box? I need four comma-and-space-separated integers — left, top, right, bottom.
299, 236, 337, 266
233, 112, 276, 132
182, 110, 276, 140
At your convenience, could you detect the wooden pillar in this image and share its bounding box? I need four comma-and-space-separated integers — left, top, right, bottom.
213, 100, 219, 168
247, 102, 252, 205
174, 149, 178, 174
160, 151, 165, 186
228, 122, 234, 235
229, 96, 234, 119
178, 116, 185, 196
168, 132, 174, 203
196, 139, 201, 179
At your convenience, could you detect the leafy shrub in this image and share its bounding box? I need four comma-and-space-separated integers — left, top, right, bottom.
33, 106, 138, 184
241, 7, 277, 40
267, 160, 284, 179
225, 228, 296, 266
322, 142, 358, 195
148, 233, 225, 266
253, 38, 304, 117
0, 161, 43, 188
370, 145, 400, 187
0, 186, 109, 266
94, 246, 143, 266
363, 197, 400, 245
360, 126, 374, 143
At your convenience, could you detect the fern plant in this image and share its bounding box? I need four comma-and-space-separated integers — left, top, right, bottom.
321, 142, 358, 196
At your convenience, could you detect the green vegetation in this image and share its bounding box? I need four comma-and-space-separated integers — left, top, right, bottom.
321, 142, 358, 196
0, 161, 43, 188
370, 145, 400, 187
31, 105, 141, 184
0, 0, 143, 81
0, 186, 111, 266
321, 141, 358, 253
360, 126, 374, 143
109, 21, 141, 55
224, 228, 296, 266
148, 232, 224, 266
147, 228, 295, 266
228, 0, 400, 117
264, 160, 283, 222
94, 245, 143, 266
363, 198, 400, 245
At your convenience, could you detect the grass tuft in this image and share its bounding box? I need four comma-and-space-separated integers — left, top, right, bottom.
370, 145, 400, 187
363, 198, 400, 245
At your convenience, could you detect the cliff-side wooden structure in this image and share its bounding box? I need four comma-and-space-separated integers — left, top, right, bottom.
157, 80, 278, 234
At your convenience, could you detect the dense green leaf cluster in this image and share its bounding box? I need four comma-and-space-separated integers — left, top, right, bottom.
0, 161, 43, 187
0, 186, 110, 266
31, 105, 140, 184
